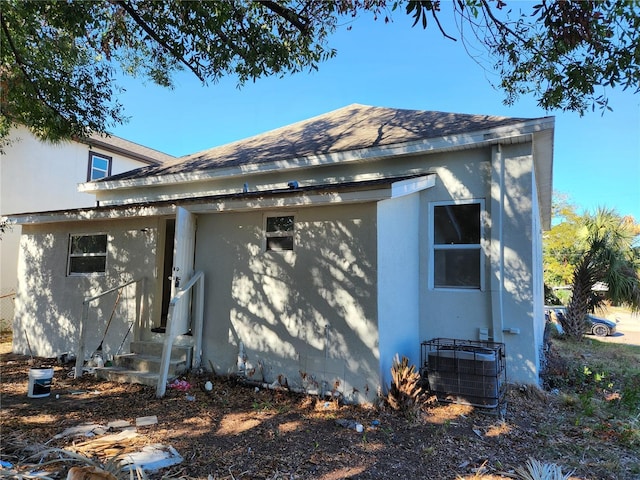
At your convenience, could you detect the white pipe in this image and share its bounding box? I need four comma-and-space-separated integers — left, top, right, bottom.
239, 377, 332, 399
237, 341, 246, 375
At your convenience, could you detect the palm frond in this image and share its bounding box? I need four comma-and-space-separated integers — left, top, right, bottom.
20, 447, 148, 480
513, 458, 573, 480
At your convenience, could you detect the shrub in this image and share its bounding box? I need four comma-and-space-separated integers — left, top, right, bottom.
386, 354, 423, 417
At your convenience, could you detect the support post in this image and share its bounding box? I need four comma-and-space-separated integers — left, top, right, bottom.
192, 275, 204, 369
74, 301, 90, 378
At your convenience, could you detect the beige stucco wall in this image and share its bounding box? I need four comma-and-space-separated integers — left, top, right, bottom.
403, 142, 542, 384
1, 126, 146, 215
416, 149, 494, 343
13, 217, 160, 359
1, 126, 152, 329
185, 141, 544, 389
492, 142, 544, 384
194, 203, 379, 403
9, 136, 546, 393
373, 143, 542, 385
377, 188, 422, 391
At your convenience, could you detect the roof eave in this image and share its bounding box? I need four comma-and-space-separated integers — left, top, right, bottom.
10, 175, 433, 225
532, 126, 555, 230
84, 137, 172, 166
79, 117, 554, 194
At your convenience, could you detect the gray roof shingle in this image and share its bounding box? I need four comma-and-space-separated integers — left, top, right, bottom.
99, 104, 536, 182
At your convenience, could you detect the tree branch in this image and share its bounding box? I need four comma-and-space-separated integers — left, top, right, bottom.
215, 27, 254, 71
258, 1, 311, 35
115, 0, 205, 82
430, 8, 457, 41
0, 14, 71, 125
479, 0, 530, 46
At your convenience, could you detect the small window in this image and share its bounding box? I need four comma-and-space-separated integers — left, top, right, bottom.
88, 152, 112, 181
432, 202, 483, 289
68, 234, 108, 275
265, 215, 294, 251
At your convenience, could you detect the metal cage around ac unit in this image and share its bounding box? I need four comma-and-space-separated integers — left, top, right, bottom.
421, 338, 506, 413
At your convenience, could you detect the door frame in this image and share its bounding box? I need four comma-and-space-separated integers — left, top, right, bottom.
159, 218, 176, 329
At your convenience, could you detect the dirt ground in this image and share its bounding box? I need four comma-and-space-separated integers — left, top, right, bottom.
1, 336, 638, 480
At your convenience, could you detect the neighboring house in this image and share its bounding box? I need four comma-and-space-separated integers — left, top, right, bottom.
8, 104, 554, 403
0, 125, 174, 331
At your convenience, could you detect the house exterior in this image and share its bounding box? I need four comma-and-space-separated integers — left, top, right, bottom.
0, 126, 174, 331
8, 105, 554, 403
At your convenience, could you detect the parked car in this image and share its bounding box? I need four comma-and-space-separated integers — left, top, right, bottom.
544, 306, 617, 337
585, 314, 617, 337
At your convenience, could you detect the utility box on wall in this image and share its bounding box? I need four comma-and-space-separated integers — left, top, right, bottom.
421, 338, 506, 412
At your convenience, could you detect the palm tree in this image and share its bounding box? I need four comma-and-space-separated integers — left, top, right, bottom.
561, 208, 640, 340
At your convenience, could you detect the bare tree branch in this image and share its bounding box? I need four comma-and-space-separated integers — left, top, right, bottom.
479, 0, 530, 46
430, 8, 457, 41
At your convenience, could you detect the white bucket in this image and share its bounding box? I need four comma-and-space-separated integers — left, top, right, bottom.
28, 367, 53, 398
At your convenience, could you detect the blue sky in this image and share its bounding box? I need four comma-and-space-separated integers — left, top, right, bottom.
110, 7, 640, 221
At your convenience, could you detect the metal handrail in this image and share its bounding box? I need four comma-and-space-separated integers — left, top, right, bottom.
74, 278, 145, 378
81, 279, 140, 305
156, 271, 204, 398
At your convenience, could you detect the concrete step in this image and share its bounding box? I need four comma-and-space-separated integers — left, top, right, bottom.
95, 340, 193, 387
96, 367, 161, 387
129, 341, 192, 364
114, 353, 188, 377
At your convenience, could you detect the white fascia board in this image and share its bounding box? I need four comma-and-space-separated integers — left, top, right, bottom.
183, 188, 392, 214
84, 138, 166, 165
9, 205, 176, 225
80, 117, 553, 194
9, 189, 392, 224
532, 128, 555, 231
391, 175, 436, 198
95, 170, 433, 207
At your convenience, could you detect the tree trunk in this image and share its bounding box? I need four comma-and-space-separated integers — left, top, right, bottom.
563, 253, 595, 340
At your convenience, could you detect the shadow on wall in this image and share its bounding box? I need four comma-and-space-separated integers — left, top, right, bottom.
487, 146, 539, 383
14, 223, 157, 359
202, 207, 379, 403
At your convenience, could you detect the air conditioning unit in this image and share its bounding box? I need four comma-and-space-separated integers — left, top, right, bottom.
421, 338, 506, 412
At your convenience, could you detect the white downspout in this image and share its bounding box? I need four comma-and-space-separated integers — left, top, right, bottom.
490, 144, 505, 343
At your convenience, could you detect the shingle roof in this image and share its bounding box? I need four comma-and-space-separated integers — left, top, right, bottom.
100, 104, 535, 182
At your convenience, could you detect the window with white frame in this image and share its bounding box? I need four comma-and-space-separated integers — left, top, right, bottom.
87, 152, 112, 181
265, 215, 294, 251
431, 201, 483, 289
67, 234, 108, 275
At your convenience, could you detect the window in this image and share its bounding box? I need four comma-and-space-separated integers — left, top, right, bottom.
265, 215, 294, 251
88, 152, 112, 181
67, 234, 108, 275
431, 202, 483, 289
